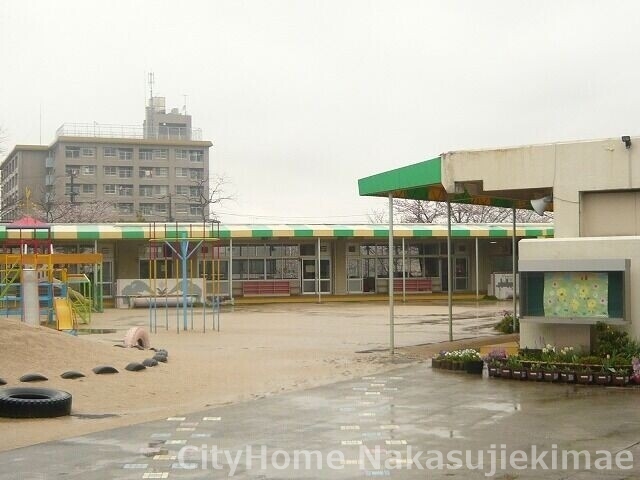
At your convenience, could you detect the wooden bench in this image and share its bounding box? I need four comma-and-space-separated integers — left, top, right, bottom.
242, 280, 291, 296
393, 278, 432, 293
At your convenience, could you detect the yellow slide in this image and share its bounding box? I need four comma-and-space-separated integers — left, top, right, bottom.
54, 298, 76, 331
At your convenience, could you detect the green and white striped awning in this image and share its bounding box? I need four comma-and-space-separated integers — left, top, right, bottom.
0, 223, 553, 241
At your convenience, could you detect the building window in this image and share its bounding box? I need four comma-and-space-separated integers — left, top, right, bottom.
190, 205, 203, 216
104, 147, 117, 157
104, 166, 117, 176
175, 203, 188, 214
155, 167, 168, 177
176, 167, 188, 177
139, 167, 153, 178
139, 149, 152, 161
189, 150, 204, 162
104, 184, 117, 195
176, 149, 187, 160
139, 203, 154, 215
117, 203, 133, 214
153, 149, 168, 160
118, 148, 133, 160
82, 165, 96, 175
65, 146, 80, 158
190, 168, 204, 181
155, 203, 167, 214
118, 185, 133, 196
65, 165, 81, 175
176, 185, 189, 196
82, 184, 96, 194
190, 186, 203, 198
139, 186, 154, 197
119, 166, 133, 178
81, 147, 95, 157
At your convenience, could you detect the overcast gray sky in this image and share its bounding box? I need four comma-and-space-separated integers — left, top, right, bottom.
1, 1, 639, 223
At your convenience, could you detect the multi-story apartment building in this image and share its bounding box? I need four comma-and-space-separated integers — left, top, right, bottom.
1, 98, 212, 222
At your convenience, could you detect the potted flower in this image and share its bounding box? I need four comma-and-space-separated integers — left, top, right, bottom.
631, 358, 640, 385
527, 362, 544, 381
594, 366, 613, 386
594, 356, 614, 385
612, 367, 630, 387
559, 365, 576, 383
484, 348, 507, 378
508, 357, 527, 380
462, 349, 484, 375
542, 363, 559, 382
575, 366, 594, 385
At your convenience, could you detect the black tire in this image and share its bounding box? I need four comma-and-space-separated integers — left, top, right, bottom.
142, 358, 158, 367
60, 371, 86, 380
19, 373, 48, 383
125, 362, 146, 372
0, 387, 72, 418
92, 365, 119, 375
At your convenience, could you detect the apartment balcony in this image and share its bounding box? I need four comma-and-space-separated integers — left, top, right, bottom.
55, 123, 202, 141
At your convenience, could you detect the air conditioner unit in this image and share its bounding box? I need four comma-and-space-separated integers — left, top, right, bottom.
145, 171, 152, 177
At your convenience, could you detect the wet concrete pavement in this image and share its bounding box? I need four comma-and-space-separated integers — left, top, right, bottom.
2, 361, 639, 479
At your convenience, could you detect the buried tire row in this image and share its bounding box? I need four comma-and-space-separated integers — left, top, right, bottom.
0, 349, 169, 419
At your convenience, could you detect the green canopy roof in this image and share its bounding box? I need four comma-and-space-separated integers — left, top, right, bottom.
0, 223, 553, 240
358, 155, 533, 209
358, 157, 442, 200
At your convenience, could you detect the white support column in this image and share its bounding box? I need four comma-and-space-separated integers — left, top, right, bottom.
512, 207, 517, 331
229, 238, 233, 302
401, 237, 406, 303
447, 198, 453, 342
388, 194, 395, 354
475, 237, 479, 299
317, 236, 321, 303
22, 269, 39, 327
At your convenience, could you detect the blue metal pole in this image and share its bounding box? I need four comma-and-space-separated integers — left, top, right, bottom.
181, 238, 188, 331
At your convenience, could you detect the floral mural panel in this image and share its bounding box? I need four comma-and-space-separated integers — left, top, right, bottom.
543, 272, 608, 317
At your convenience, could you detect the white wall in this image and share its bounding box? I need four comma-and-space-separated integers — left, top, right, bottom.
441, 136, 640, 238
519, 236, 640, 347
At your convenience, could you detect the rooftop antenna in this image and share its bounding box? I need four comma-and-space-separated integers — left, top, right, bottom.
182, 94, 188, 115
148, 71, 155, 101
148, 71, 155, 138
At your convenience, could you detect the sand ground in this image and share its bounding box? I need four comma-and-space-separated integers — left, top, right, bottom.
0, 300, 511, 452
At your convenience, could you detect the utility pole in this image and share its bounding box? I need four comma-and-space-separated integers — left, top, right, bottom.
69, 169, 78, 204
167, 192, 173, 222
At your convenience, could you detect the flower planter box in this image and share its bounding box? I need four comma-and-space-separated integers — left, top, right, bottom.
542, 371, 559, 382
594, 374, 611, 386
576, 373, 593, 385
441, 360, 452, 370
512, 369, 528, 380
500, 368, 512, 379
612, 375, 629, 386
560, 372, 576, 383
464, 360, 484, 375
431, 358, 442, 369
488, 366, 500, 377
527, 371, 544, 381
452, 361, 464, 371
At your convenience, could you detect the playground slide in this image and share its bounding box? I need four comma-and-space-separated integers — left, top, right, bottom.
54, 298, 75, 331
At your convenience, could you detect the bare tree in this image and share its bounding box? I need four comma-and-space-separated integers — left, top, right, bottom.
186, 174, 233, 222
370, 199, 552, 224
32, 190, 118, 223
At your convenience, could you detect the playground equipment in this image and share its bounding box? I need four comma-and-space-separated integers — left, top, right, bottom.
0, 217, 103, 332
146, 222, 222, 333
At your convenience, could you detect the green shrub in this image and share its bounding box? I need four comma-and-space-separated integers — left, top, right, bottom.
494, 310, 519, 334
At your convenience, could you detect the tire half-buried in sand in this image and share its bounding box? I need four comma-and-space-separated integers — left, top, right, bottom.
123, 327, 150, 349
0, 387, 72, 418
